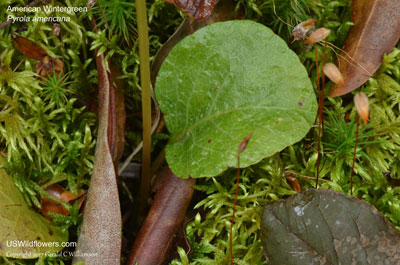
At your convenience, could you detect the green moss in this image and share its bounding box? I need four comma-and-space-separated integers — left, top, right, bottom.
1, 0, 400, 264
172, 157, 294, 265
170, 44, 400, 264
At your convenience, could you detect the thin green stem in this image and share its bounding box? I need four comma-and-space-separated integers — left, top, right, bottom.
135, 0, 152, 210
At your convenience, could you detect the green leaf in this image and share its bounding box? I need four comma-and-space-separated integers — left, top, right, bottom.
156, 20, 316, 178
0, 161, 68, 259
261, 188, 400, 265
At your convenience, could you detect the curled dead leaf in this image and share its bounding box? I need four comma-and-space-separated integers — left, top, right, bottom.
304, 28, 330, 44
323, 63, 344, 86
108, 64, 126, 169
45, 184, 65, 199
329, 0, 400, 97
36, 56, 64, 77
41, 184, 86, 219
41, 198, 70, 217
12, 35, 64, 77
73, 40, 121, 264
354, 92, 369, 124
127, 169, 195, 265
169, 0, 217, 23
12, 35, 48, 60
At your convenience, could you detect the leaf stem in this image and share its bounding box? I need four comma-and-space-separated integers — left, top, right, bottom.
135, 0, 152, 210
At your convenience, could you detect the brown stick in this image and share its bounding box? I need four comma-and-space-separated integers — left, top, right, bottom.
127, 169, 196, 265
0, 0, 42, 30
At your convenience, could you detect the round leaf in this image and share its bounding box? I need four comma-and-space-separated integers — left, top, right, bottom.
156, 20, 316, 178
261, 189, 400, 264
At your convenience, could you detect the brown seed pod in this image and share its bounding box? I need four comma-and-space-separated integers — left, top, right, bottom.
354, 92, 369, 124
323, 63, 344, 86
304, 28, 330, 44
12, 35, 48, 60
52, 23, 61, 36
292, 18, 316, 41
284, 171, 301, 192
237, 133, 253, 157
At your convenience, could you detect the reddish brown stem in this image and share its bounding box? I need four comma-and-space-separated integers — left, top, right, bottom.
315, 44, 321, 189
350, 117, 359, 196
107, 72, 117, 163
230, 158, 241, 265
230, 133, 251, 263
321, 41, 327, 139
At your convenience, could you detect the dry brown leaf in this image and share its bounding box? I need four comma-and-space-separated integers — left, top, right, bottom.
41, 198, 69, 217
36, 56, 64, 77
12, 36, 64, 77
12, 35, 64, 77
108, 65, 126, 169
329, 0, 400, 97
12, 35, 48, 60
127, 169, 195, 265
73, 51, 121, 264
41, 184, 86, 218
172, 0, 217, 23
